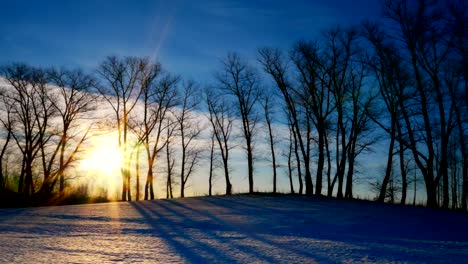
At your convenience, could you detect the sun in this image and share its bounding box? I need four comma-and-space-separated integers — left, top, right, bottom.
79, 135, 123, 196
80, 144, 122, 175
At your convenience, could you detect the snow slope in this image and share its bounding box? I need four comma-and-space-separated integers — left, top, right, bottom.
0, 195, 467, 263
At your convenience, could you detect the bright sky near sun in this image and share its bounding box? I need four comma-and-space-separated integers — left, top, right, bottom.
0, 0, 383, 82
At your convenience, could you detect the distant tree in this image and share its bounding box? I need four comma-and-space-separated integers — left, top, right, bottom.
206, 89, 234, 195
96, 56, 145, 201
258, 48, 313, 195
290, 41, 335, 195
384, 0, 457, 208
125, 59, 178, 200
165, 117, 177, 199
260, 92, 278, 193
322, 28, 357, 199
1, 64, 56, 197
47, 68, 96, 194
362, 22, 414, 204
217, 53, 260, 194
0, 96, 13, 191
127, 59, 162, 201
285, 121, 296, 194
144, 75, 178, 200
447, 0, 468, 210
207, 131, 220, 196
137, 68, 178, 200
175, 81, 203, 197
286, 109, 303, 194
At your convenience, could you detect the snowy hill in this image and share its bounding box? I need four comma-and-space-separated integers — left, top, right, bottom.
0, 195, 467, 263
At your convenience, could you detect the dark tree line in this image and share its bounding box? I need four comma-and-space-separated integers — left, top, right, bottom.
0, 65, 95, 203
0, 0, 466, 210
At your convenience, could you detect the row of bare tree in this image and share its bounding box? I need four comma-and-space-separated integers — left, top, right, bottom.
204, 0, 468, 209
0, 0, 466, 209
0, 65, 96, 202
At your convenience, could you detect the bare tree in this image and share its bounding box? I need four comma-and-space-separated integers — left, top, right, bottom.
125, 59, 179, 200
285, 122, 296, 194
0, 96, 14, 191
165, 117, 177, 199
258, 48, 314, 195
135, 67, 178, 200
343, 60, 376, 199
145, 75, 178, 200
384, 0, 457, 208
260, 92, 279, 193
1, 64, 56, 197
206, 89, 234, 195
286, 109, 303, 194
322, 28, 358, 199
176, 81, 203, 197
208, 131, 221, 196
47, 68, 96, 194
217, 53, 260, 194
362, 22, 411, 203
447, 0, 468, 210
290, 41, 335, 195
96, 56, 145, 201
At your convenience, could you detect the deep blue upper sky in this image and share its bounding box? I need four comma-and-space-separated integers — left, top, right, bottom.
0, 0, 383, 81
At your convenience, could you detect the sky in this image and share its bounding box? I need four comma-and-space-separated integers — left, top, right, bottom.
0, 0, 384, 82
0, 0, 392, 198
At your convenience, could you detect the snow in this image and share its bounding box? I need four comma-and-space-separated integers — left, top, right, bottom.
0, 195, 467, 263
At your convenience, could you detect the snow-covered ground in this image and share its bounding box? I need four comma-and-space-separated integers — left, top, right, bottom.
0, 195, 467, 263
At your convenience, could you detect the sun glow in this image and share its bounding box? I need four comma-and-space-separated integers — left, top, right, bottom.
79, 135, 123, 198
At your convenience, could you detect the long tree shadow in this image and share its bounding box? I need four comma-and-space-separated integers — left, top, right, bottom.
131, 201, 236, 263
162, 198, 331, 262
156, 200, 302, 262
198, 196, 468, 262
130, 200, 329, 263
131, 201, 290, 263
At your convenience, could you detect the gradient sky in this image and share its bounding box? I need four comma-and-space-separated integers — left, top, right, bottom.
0, 0, 383, 81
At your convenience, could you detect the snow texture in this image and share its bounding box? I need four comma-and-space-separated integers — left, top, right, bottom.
0, 195, 467, 263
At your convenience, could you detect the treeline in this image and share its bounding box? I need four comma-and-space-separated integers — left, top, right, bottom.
0, 0, 466, 209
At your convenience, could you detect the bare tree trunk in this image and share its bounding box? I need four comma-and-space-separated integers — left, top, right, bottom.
217, 53, 259, 194
224, 160, 232, 195
379, 123, 396, 202
0, 126, 11, 190
135, 147, 140, 201
267, 121, 277, 194
451, 154, 458, 210
316, 125, 325, 195
287, 129, 295, 194
326, 134, 333, 197
292, 124, 303, 194
208, 133, 215, 196
206, 92, 233, 196
413, 167, 417, 206
398, 124, 407, 205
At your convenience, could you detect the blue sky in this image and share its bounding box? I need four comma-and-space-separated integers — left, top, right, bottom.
0, 0, 383, 81
0, 0, 413, 199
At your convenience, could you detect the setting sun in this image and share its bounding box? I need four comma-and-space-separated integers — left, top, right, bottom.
80, 141, 122, 175
79, 135, 123, 197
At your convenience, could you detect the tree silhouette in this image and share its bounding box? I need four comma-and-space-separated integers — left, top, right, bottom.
96, 56, 145, 201
258, 48, 313, 195
260, 92, 278, 193
1, 65, 56, 197
175, 81, 203, 198
206, 89, 234, 195
216, 53, 260, 194
47, 68, 96, 194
